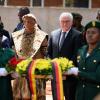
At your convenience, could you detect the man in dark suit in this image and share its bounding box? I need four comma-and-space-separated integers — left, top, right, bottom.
47, 12, 85, 100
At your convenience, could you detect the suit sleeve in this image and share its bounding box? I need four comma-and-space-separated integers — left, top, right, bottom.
72, 33, 85, 66
74, 33, 85, 51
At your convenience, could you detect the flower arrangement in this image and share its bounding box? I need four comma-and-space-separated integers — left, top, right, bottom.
15, 57, 74, 75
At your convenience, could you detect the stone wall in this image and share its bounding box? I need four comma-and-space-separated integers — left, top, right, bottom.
0, 6, 99, 34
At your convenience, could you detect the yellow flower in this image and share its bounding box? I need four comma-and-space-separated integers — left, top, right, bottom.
15, 57, 74, 75
52, 57, 74, 72
35, 59, 51, 70
16, 58, 32, 73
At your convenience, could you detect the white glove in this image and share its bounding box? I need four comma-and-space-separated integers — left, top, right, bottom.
67, 67, 79, 76
0, 68, 8, 76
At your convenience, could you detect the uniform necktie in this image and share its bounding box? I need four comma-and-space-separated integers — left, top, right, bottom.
59, 32, 66, 50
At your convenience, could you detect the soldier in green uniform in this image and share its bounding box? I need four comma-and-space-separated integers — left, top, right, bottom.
0, 33, 15, 100
67, 20, 100, 100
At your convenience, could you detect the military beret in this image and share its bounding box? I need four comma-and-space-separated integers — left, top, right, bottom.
85, 20, 100, 31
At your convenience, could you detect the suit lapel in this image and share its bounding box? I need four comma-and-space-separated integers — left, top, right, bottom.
57, 30, 61, 51
59, 29, 72, 51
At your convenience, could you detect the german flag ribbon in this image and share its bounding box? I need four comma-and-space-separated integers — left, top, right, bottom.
52, 61, 64, 100
27, 60, 37, 100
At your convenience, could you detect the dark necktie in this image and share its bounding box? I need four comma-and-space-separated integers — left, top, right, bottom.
59, 32, 66, 50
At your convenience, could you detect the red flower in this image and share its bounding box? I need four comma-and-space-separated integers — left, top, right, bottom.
8, 57, 24, 68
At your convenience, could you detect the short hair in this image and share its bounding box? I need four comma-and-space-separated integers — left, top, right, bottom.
72, 12, 82, 20
18, 7, 30, 16
59, 12, 73, 21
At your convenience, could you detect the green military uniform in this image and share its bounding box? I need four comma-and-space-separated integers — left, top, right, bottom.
0, 48, 15, 100
76, 42, 100, 100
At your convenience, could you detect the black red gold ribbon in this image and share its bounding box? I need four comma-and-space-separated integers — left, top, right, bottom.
27, 60, 64, 100
27, 60, 36, 100
52, 61, 64, 100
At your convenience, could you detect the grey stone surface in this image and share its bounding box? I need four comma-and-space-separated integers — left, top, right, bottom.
0, 6, 99, 34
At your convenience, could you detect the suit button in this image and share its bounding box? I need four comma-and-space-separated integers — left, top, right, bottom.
83, 84, 85, 88
97, 85, 100, 88
83, 67, 85, 70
